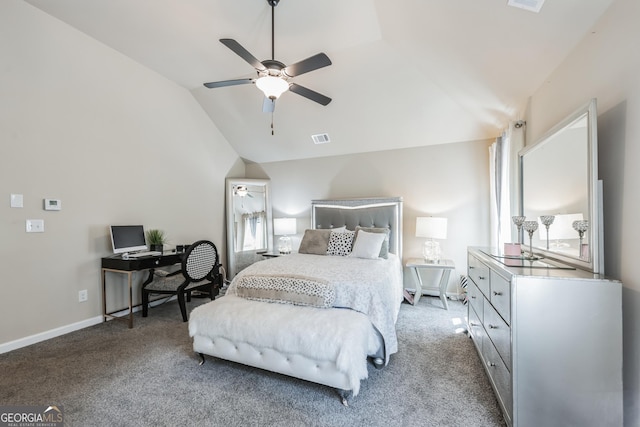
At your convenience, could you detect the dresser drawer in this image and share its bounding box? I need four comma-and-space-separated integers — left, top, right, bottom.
490, 270, 511, 325
468, 254, 490, 297
484, 298, 511, 370
467, 280, 484, 320
468, 303, 485, 350
483, 336, 513, 422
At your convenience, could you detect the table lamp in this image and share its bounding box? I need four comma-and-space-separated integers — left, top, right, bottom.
416, 217, 448, 263
274, 218, 296, 254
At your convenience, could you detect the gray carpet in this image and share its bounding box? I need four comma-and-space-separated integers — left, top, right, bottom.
0, 296, 506, 427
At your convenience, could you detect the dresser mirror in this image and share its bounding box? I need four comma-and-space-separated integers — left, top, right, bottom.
226, 178, 273, 278
519, 98, 602, 273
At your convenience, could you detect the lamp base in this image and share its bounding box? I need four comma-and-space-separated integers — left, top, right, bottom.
278, 236, 292, 255
423, 239, 441, 263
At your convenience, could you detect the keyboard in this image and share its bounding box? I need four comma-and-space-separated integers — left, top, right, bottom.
126, 251, 162, 258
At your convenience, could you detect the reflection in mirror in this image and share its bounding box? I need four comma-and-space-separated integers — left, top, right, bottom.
226, 178, 272, 279
520, 99, 602, 273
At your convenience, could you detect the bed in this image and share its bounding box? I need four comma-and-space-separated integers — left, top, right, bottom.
188, 197, 404, 404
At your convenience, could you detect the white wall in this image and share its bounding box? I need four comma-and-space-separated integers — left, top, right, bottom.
247, 139, 492, 294
526, 0, 640, 423
0, 2, 242, 349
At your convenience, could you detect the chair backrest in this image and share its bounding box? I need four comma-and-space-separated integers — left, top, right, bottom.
182, 240, 219, 282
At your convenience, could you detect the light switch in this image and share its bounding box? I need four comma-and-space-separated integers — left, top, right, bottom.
10, 194, 23, 208
26, 219, 44, 233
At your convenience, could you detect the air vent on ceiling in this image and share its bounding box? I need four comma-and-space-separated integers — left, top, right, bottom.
311, 133, 331, 144
507, 0, 545, 13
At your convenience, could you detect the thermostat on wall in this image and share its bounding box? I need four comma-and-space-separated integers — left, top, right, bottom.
44, 198, 62, 211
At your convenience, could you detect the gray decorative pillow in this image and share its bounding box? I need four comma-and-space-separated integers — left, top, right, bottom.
355, 226, 390, 258
327, 229, 355, 256
298, 229, 332, 255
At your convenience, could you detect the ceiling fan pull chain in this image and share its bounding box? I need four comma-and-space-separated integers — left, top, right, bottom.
271, 113, 275, 136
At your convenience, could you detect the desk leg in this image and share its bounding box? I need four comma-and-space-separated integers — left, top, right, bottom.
438, 269, 452, 310
101, 268, 107, 323
412, 267, 423, 305
103, 269, 135, 328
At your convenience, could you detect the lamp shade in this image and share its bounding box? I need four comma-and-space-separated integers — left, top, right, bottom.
545, 213, 583, 240
416, 217, 448, 239
274, 218, 296, 236
255, 76, 289, 99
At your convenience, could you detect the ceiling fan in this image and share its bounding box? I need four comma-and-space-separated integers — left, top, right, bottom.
203, 0, 332, 113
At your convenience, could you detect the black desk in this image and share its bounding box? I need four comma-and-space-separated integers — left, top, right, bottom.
101, 252, 183, 328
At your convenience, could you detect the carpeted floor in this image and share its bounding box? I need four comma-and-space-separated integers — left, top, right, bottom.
0, 296, 506, 427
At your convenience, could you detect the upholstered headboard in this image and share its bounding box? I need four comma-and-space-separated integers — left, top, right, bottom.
311, 197, 403, 259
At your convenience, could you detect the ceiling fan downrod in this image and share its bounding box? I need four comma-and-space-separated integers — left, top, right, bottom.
268, 0, 280, 61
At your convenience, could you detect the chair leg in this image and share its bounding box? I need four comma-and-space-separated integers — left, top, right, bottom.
142, 290, 149, 317
177, 292, 188, 322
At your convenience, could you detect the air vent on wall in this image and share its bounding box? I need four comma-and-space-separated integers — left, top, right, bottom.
507, 0, 545, 13
311, 133, 331, 144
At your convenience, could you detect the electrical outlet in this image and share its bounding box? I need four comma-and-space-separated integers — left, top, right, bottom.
78, 290, 88, 302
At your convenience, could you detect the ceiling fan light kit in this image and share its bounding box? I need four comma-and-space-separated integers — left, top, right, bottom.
256, 75, 289, 99
203, 0, 332, 112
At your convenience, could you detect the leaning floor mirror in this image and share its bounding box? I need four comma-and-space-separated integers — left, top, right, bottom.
225, 178, 273, 279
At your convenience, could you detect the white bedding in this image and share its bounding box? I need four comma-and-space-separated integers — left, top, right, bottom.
188, 253, 403, 395
189, 294, 377, 394
227, 253, 404, 362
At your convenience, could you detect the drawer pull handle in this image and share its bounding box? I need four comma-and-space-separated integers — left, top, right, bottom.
471, 296, 476, 299
488, 324, 497, 329
493, 291, 502, 296
478, 276, 486, 280
469, 322, 479, 327
488, 361, 496, 367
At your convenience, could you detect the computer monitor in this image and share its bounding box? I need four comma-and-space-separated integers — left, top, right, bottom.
109, 225, 148, 254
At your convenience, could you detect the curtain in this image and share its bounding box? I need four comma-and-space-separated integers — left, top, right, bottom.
489, 122, 525, 248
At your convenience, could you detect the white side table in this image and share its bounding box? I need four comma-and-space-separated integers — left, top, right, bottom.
406, 258, 456, 309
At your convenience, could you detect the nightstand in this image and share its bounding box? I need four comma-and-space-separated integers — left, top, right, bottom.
406, 258, 455, 309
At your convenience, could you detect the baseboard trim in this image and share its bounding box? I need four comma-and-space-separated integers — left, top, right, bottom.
0, 316, 103, 355
0, 296, 177, 354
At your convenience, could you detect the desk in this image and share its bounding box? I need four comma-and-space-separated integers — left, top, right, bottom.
101, 252, 183, 328
406, 258, 455, 309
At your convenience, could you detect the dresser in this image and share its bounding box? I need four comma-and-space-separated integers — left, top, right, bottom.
466, 247, 622, 427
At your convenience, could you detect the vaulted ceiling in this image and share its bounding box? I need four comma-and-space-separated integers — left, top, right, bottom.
25, 0, 613, 163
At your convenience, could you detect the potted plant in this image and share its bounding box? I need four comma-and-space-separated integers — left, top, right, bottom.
146, 229, 166, 252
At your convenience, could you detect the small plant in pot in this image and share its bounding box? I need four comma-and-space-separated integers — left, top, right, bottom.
146, 229, 166, 252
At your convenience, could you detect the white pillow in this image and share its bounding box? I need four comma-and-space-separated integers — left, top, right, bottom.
329, 225, 346, 233
349, 230, 386, 259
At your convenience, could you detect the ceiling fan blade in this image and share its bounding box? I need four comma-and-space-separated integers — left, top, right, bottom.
262, 97, 276, 113
203, 78, 253, 89
289, 83, 332, 106
283, 53, 332, 77
220, 39, 267, 72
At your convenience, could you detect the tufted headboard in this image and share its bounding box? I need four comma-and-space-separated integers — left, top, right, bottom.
311, 197, 403, 259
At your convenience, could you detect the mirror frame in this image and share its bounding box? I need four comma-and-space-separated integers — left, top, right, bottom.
225, 178, 273, 279
519, 98, 602, 273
